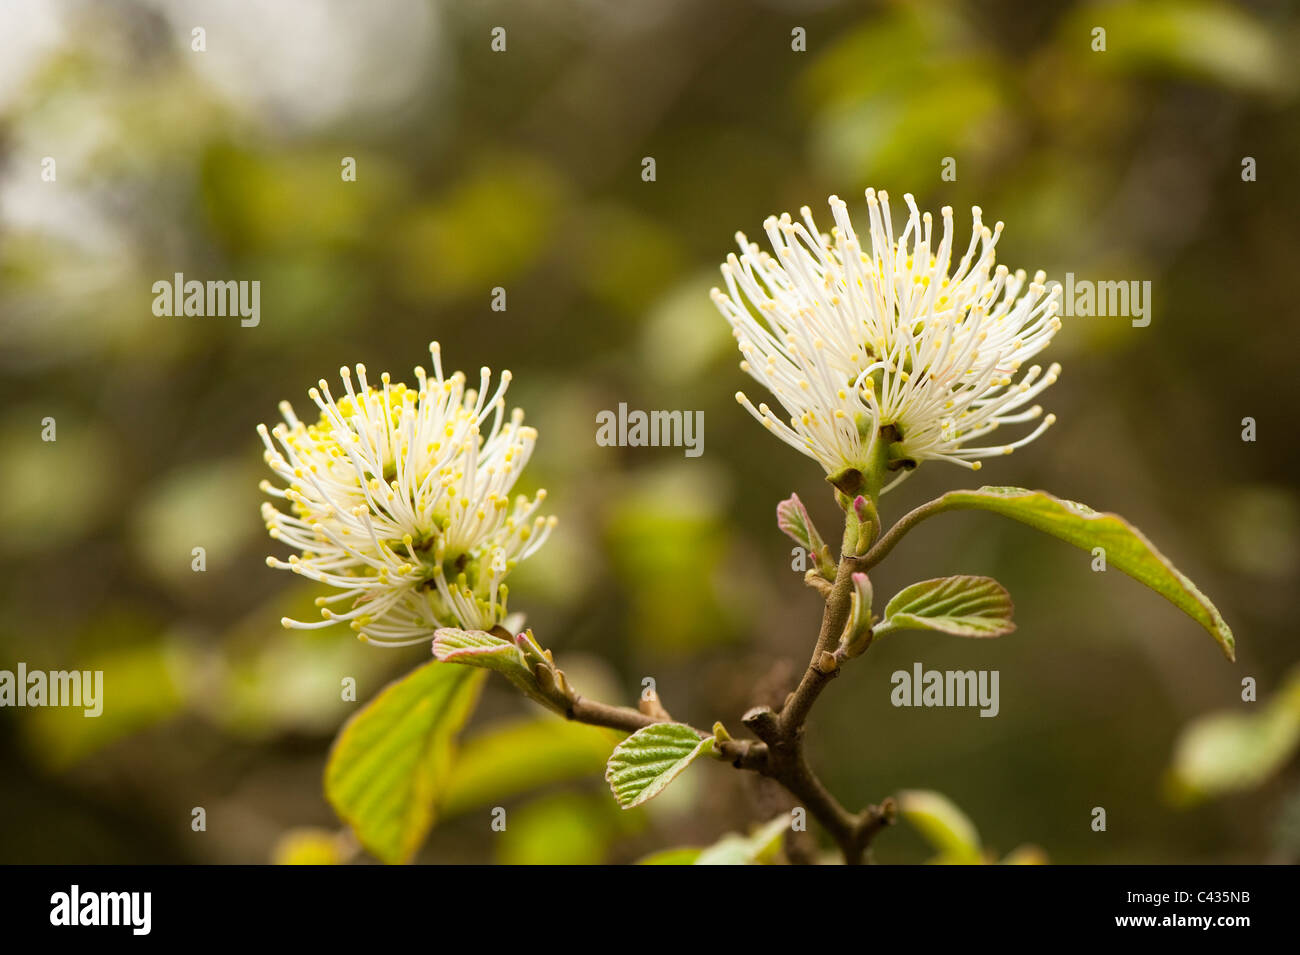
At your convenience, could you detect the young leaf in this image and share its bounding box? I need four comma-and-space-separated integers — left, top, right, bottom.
999, 845, 1049, 865
605, 722, 714, 809
925, 487, 1235, 659
432, 627, 551, 707
776, 492, 824, 552
272, 828, 348, 866
639, 816, 791, 865
1168, 708, 1300, 801
432, 627, 523, 667
777, 493, 835, 576
1168, 671, 1300, 801
839, 571, 876, 657
694, 815, 791, 865
324, 661, 484, 864
898, 789, 983, 864
874, 575, 1014, 640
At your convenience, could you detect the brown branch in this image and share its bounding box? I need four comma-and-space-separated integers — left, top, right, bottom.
719, 731, 895, 865
861, 494, 959, 570
713, 552, 895, 863
549, 537, 898, 863
781, 554, 863, 732
563, 695, 664, 733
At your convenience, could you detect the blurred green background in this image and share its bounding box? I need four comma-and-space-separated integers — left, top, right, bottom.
2, 0, 1298, 864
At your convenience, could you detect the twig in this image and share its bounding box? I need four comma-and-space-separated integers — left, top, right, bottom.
861, 495, 958, 570
554, 532, 897, 863
563, 696, 664, 733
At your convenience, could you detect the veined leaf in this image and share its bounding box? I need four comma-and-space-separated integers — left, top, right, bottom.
324, 661, 483, 864
605, 722, 714, 809
927, 487, 1234, 659
432, 627, 523, 668
875, 575, 1014, 639
432, 627, 548, 705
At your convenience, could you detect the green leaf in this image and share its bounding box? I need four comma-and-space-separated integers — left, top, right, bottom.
1168, 670, 1300, 801
431, 628, 548, 705
839, 571, 876, 657
695, 815, 791, 865
776, 492, 820, 551
929, 487, 1234, 659
495, 792, 621, 866
605, 470, 736, 652
271, 828, 348, 865
898, 789, 983, 864
604, 722, 714, 809
636, 816, 793, 865
999, 845, 1048, 865
324, 661, 484, 864
777, 493, 834, 576
1169, 710, 1300, 800
1061, 0, 1287, 94
442, 718, 620, 817
637, 846, 705, 865
22, 641, 184, 770
875, 575, 1014, 640
431, 627, 523, 668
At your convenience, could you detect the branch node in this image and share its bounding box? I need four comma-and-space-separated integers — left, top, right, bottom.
879, 796, 898, 825
804, 570, 833, 597
741, 705, 781, 744
638, 692, 670, 720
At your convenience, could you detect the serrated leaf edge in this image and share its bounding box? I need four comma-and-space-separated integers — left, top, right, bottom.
604, 722, 714, 809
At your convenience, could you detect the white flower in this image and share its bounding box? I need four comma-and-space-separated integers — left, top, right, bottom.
711, 189, 1063, 495
258, 342, 555, 647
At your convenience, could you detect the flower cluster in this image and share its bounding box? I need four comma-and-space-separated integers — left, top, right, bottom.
711, 189, 1063, 495
258, 342, 555, 647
